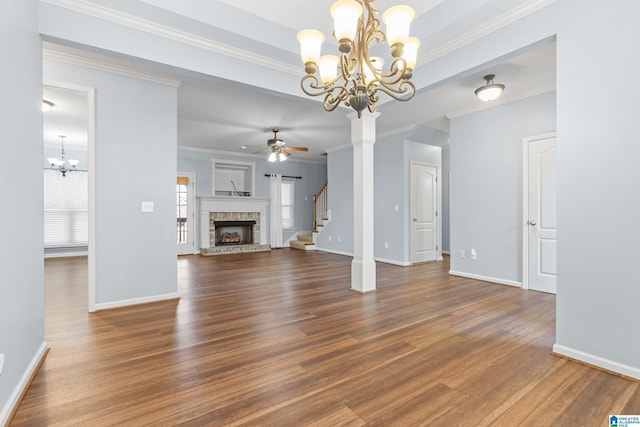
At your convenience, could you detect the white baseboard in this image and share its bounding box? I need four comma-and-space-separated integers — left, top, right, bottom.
0, 341, 48, 426
95, 292, 180, 311
375, 257, 412, 267
442, 251, 450, 255
553, 344, 640, 380
315, 247, 353, 258
448, 270, 522, 288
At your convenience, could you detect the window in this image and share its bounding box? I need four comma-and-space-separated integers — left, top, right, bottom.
176, 176, 188, 244
44, 169, 88, 247
281, 180, 295, 229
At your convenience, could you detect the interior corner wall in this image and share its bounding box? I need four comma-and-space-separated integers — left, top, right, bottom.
44, 59, 178, 306
0, 0, 45, 421
449, 91, 556, 284
374, 136, 405, 262
441, 145, 451, 253
554, 1, 640, 375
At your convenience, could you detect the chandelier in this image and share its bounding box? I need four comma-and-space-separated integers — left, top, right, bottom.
47, 135, 79, 177
297, 0, 419, 117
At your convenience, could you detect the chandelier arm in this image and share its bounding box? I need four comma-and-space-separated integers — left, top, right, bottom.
373, 80, 416, 102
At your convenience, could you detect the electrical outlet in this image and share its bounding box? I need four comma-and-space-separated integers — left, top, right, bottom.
460, 249, 466, 258
384, 241, 389, 248
470, 249, 477, 260
328, 235, 332, 242
394, 204, 399, 211
0, 353, 5, 375
337, 236, 341, 242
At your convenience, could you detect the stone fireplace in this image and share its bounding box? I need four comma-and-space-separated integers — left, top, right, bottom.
200, 197, 270, 255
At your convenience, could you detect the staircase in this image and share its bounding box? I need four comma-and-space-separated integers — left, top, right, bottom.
290, 181, 329, 251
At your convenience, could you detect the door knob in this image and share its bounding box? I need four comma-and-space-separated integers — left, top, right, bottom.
528, 220, 537, 226
413, 218, 418, 222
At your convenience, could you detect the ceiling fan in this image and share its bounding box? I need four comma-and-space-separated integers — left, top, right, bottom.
252, 128, 308, 162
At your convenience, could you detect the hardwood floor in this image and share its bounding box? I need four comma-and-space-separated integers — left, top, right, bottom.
12, 250, 640, 426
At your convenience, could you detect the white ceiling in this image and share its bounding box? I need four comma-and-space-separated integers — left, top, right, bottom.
42, 0, 556, 161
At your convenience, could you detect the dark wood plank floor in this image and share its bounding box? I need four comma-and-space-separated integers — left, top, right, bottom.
11, 250, 640, 426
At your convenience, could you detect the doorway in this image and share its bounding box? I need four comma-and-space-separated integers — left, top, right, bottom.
410, 162, 438, 264
43, 81, 96, 311
177, 173, 196, 255
523, 133, 557, 294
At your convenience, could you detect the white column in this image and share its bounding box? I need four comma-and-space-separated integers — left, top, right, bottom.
349, 111, 379, 292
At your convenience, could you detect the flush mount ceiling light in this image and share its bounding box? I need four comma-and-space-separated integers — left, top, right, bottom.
475, 74, 505, 102
47, 135, 79, 177
297, 0, 419, 117
42, 100, 54, 112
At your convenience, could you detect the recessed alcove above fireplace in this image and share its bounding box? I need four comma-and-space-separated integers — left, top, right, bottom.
199, 197, 270, 256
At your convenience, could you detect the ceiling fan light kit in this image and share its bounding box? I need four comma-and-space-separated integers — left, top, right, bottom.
254, 128, 308, 162
297, 0, 418, 117
475, 74, 505, 102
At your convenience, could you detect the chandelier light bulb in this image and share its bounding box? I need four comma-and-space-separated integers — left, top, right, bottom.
383, 5, 415, 57
297, 30, 325, 74
331, 0, 363, 52
363, 57, 384, 85
403, 37, 420, 70
319, 55, 339, 84
268, 152, 277, 163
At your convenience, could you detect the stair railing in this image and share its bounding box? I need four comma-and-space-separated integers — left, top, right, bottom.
313, 181, 328, 232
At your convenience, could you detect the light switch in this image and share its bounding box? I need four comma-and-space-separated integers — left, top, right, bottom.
394, 204, 399, 211
0, 353, 4, 375
141, 201, 154, 212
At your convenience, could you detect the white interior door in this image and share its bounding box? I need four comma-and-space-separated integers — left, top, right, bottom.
411, 162, 437, 264
527, 136, 557, 293
177, 173, 196, 255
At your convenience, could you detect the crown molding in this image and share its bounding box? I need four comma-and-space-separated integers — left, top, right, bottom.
42, 0, 300, 77
43, 47, 183, 86
419, 0, 556, 66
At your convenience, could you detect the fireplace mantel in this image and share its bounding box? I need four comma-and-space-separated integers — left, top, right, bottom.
199, 197, 269, 250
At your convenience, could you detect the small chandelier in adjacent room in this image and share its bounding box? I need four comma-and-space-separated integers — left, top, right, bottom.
47, 135, 79, 177
297, 0, 419, 117
475, 74, 505, 102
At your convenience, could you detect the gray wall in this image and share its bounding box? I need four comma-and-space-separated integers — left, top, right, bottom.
178, 149, 327, 248
317, 130, 445, 265
0, 0, 45, 421
449, 91, 556, 283
555, 1, 640, 371
44, 59, 179, 305
315, 146, 354, 254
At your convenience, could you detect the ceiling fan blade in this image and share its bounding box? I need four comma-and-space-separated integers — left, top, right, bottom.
283, 146, 309, 151
282, 150, 292, 157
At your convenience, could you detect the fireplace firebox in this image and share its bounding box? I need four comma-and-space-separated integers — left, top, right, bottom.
214, 220, 256, 246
